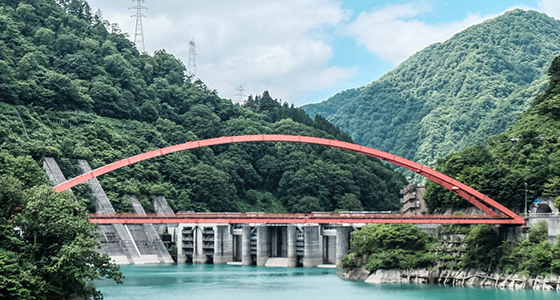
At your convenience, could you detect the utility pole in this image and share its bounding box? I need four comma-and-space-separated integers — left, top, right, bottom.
524, 182, 528, 214
130, 0, 147, 52
234, 85, 246, 103
188, 38, 197, 78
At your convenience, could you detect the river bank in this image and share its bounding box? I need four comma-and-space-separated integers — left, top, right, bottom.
341, 267, 560, 290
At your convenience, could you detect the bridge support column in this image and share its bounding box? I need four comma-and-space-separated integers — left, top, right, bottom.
176, 224, 186, 264
214, 225, 233, 264
303, 225, 322, 267
336, 227, 352, 266
193, 226, 207, 264
241, 225, 252, 266
256, 226, 269, 266
287, 225, 297, 267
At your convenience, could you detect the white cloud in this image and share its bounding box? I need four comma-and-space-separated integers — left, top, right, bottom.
539, 0, 560, 19
344, 2, 493, 65
87, 0, 357, 105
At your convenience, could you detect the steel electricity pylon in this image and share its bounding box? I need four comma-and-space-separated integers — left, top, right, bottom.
234, 85, 246, 103
188, 38, 197, 78
130, 0, 147, 52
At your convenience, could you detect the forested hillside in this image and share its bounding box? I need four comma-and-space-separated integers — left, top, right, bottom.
303, 9, 560, 175
424, 54, 560, 212
0, 0, 407, 214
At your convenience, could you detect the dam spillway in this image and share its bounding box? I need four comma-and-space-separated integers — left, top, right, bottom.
175, 223, 352, 267
43, 157, 174, 264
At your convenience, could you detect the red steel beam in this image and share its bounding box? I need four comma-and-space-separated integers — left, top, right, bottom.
53, 135, 524, 225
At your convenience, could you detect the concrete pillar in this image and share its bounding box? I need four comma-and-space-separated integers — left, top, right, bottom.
256, 226, 269, 266
279, 227, 288, 257
241, 225, 252, 266
303, 225, 322, 267
336, 227, 351, 266
214, 225, 233, 264
287, 225, 297, 267
193, 226, 207, 264
270, 227, 278, 257
176, 224, 186, 263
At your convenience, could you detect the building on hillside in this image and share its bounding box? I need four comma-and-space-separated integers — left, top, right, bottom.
400, 184, 427, 215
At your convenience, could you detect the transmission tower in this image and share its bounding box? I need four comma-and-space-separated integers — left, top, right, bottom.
130, 0, 147, 52
188, 38, 197, 78
234, 85, 246, 103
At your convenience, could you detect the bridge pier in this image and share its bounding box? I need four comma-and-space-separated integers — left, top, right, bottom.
241, 225, 252, 266
336, 226, 352, 266
214, 225, 233, 264
287, 225, 297, 267
303, 225, 322, 267
256, 226, 269, 266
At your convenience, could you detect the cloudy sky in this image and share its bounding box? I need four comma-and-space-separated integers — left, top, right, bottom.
86, 0, 559, 106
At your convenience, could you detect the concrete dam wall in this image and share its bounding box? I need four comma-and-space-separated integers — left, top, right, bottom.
175, 223, 353, 268
43, 157, 173, 264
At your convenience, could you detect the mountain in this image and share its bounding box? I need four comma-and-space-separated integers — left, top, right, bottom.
424, 54, 560, 212
0, 0, 407, 214
302, 9, 560, 175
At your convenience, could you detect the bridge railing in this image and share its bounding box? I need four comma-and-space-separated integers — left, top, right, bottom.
88, 212, 511, 220
520, 213, 559, 218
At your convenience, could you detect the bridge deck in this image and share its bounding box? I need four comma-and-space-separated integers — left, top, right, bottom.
88, 212, 524, 225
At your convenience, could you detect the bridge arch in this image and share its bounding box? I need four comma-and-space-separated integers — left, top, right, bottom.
53, 134, 524, 224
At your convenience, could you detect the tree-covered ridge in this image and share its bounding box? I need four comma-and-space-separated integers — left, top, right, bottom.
0, 0, 407, 214
0, 0, 218, 123
0, 99, 406, 214
303, 9, 560, 175
424, 54, 560, 212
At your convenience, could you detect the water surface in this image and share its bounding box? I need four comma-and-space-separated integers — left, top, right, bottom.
97, 264, 557, 300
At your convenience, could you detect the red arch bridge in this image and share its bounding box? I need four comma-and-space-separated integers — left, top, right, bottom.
54, 134, 525, 226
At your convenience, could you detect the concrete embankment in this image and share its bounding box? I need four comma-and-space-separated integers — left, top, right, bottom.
341, 268, 560, 290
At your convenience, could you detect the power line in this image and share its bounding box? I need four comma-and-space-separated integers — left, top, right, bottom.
188, 38, 197, 78
130, 0, 148, 52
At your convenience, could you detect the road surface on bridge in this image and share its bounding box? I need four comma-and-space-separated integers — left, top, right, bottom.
88, 212, 521, 225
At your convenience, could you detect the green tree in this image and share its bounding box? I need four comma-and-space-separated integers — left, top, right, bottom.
342, 224, 435, 271
292, 196, 322, 213
459, 224, 506, 270
187, 164, 238, 212
16, 185, 123, 300
337, 193, 363, 211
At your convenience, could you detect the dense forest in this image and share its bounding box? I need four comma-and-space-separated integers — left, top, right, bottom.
0, 0, 407, 214
342, 222, 560, 278
303, 9, 560, 178
424, 54, 560, 213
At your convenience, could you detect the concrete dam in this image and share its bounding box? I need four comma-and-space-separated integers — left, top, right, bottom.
43, 157, 357, 267
176, 223, 352, 267
43, 157, 174, 264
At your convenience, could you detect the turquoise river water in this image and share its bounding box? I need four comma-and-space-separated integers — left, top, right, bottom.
97, 264, 557, 300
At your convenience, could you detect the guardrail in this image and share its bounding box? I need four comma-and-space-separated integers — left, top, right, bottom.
87, 212, 523, 225
520, 213, 559, 218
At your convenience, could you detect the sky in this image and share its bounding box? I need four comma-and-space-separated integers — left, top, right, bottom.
86, 0, 560, 106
